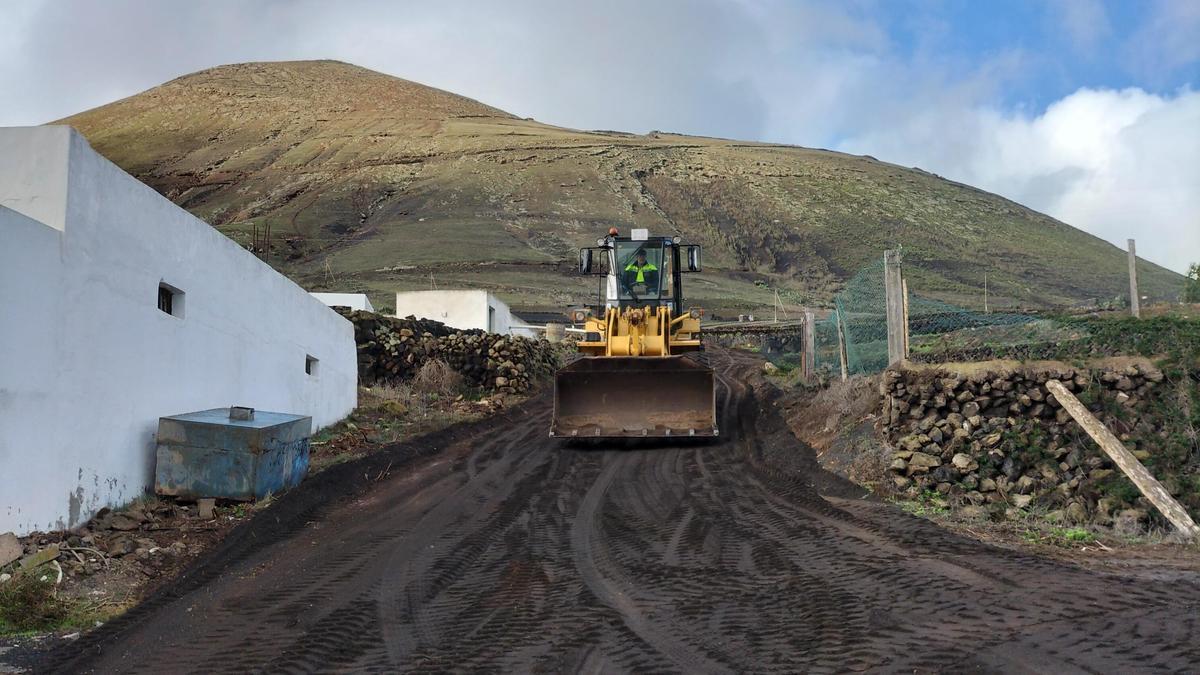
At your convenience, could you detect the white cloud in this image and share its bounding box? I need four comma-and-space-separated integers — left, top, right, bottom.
837, 87, 1200, 274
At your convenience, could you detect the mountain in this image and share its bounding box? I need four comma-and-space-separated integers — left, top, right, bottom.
56, 60, 1183, 314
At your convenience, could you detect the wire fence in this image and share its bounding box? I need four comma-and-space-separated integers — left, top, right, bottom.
812, 256, 1049, 376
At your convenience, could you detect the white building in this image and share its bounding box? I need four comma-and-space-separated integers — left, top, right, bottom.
0, 127, 357, 535
310, 292, 375, 312
394, 290, 538, 338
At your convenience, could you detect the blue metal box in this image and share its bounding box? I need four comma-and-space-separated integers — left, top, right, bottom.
154, 408, 312, 501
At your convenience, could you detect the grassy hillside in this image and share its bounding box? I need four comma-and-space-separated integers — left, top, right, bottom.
56, 60, 1184, 315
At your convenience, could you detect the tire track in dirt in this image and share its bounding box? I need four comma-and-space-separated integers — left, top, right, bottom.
571, 452, 732, 674
39, 347, 1200, 673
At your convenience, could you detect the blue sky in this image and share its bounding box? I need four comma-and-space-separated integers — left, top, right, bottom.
877, 0, 1197, 105
2, 0, 1197, 272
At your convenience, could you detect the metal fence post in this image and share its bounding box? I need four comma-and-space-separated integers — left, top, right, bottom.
1127, 239, 1140, 318
884, 249, 906, 366
835, 309, 849, 382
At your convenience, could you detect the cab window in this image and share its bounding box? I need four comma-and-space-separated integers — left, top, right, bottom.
615, 241, 664, 300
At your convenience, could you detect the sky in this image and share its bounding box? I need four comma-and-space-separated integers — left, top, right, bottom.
2, 0, 1197, 274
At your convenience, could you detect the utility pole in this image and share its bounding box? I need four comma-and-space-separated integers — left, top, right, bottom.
1127, 239, 1140, 318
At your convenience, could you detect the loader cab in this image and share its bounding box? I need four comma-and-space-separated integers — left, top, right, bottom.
578, 228, 702, 313
613, 240, 666, 305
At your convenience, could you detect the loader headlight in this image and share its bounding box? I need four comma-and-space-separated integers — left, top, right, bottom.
689, 309, 700, 319
672, 236, 682, 244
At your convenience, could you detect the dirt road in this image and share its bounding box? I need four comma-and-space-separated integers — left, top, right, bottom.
44, 350, 1200, 673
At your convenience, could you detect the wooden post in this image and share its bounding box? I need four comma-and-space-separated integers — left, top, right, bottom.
1046, 380, 1199, 540
884, 250, 906, 366
835, 310, 849, 382
1127, 239, 1140, 318
901, 277, 910, 358
803, 310, 815, 383
984, 271, 989, 314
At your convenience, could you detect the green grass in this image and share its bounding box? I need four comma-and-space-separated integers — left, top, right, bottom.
1019, 527, 1098, 547
0, 575, 113, 636
893, 490, 950, 518
1054, 527, 1096, 543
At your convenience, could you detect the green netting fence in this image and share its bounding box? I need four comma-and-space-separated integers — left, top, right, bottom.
813, 256, 1041, 376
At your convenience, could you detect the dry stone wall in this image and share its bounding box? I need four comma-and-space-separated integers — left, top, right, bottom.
336, 309, 565, 394
880, 359, 1190, 531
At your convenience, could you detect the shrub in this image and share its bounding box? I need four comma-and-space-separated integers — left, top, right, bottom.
1183, 263, 1200, 303
411, 360, 464, 400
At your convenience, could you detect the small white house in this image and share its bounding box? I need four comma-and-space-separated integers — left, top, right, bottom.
394, 290, 538, 337
310, 292, 375, 312
0, 126, 358, 535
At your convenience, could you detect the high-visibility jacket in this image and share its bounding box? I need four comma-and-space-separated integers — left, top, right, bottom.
625, 261, 658, 283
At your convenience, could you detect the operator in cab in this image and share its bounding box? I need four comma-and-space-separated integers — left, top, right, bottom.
624, 249, 659, 290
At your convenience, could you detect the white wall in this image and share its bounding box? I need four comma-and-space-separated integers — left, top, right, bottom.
485, 294, 539, 338
310, 292, 375, 312
0, 126, 70, 232
0, 127, 357, 535
393, 290, 538, 337
395, 290, 489, 330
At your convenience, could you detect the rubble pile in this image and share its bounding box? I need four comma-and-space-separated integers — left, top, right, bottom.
0, 500, 224, 588
336, 309, 565, 394
880, 360, 1190, 530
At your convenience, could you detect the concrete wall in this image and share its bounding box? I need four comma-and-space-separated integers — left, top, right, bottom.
0, 126, 70, 231
487, 294, 540, 339
0, 127, 357, 535
311, 292, 375, 312
394, 290, 538, 337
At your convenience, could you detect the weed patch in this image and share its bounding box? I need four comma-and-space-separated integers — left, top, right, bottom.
894, 490, 950, 518
0, 575, 107, 635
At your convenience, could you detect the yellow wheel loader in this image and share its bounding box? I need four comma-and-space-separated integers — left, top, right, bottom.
550, 228, 718, 438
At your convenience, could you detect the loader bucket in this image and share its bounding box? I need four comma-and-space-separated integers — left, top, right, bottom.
551, 355, 718, 438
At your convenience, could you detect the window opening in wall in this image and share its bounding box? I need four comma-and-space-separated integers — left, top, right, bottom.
306, 355, 319, 376
158, 282, 185, 318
